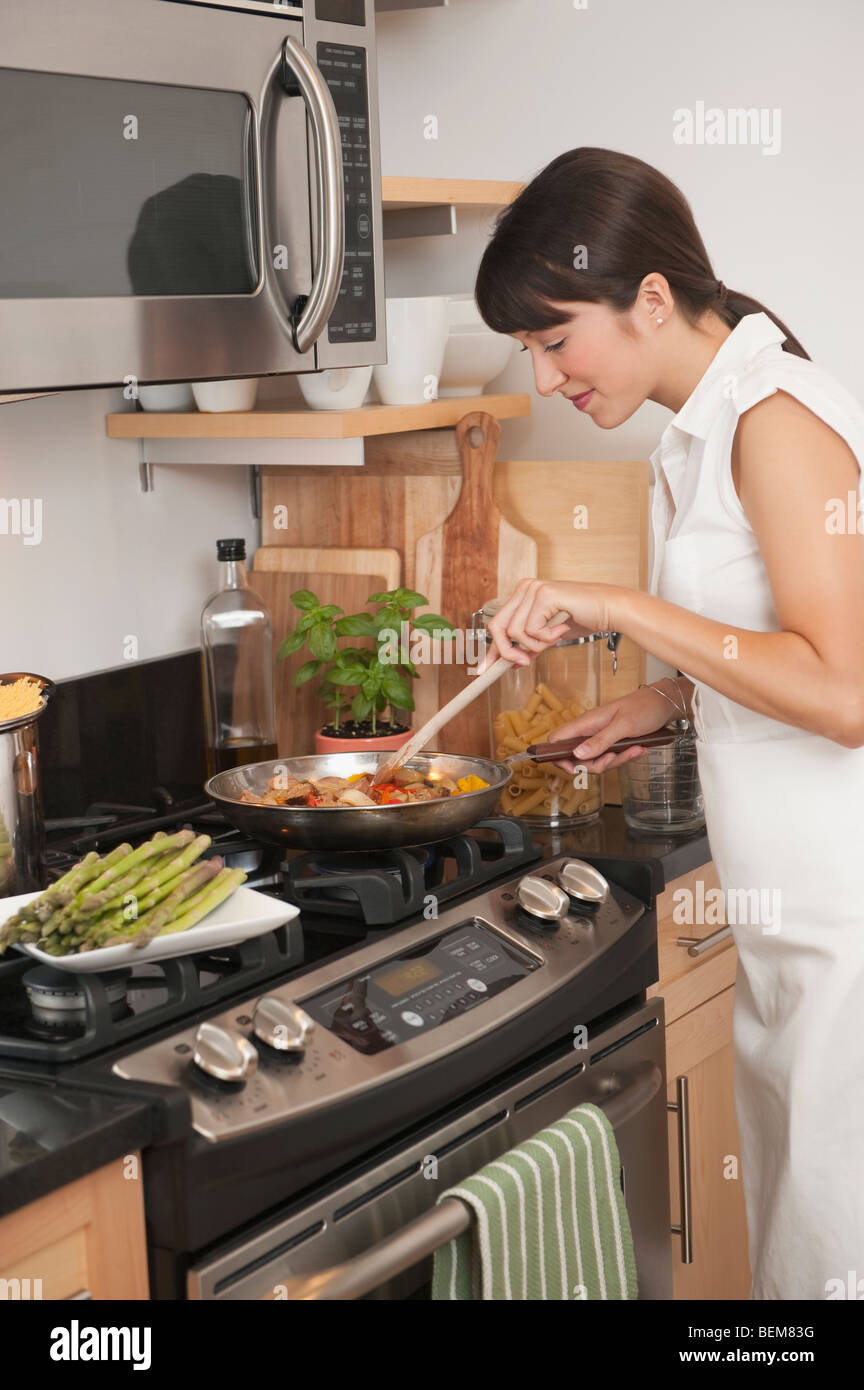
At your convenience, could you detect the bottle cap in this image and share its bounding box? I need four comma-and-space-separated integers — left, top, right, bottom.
216, 538, 246, 561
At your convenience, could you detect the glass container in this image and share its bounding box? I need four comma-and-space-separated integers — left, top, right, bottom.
616, 718, 705, 834
482, 613, 620, 828
201, 538, 277, 777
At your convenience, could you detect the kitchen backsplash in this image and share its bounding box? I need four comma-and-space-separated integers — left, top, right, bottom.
39, 650, 206, 817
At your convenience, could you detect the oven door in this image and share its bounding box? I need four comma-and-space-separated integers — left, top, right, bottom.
187, 997, 673, 1301
0, 0, 385, 392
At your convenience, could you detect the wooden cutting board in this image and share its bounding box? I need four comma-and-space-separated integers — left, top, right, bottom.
250, 569, 389, 756
413, 411, 538, 755
253, 546, 401, 591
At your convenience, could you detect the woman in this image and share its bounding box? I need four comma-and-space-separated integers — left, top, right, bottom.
477, 148, 864, 1301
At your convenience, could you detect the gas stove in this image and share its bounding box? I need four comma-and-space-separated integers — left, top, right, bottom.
1, 792, 670, 1300
0, 799, 542, 1065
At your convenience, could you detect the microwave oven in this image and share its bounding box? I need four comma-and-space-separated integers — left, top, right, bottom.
0, 0, 386, 393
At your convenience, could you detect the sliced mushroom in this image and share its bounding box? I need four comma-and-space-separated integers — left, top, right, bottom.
338, 788, 377, 807
314, 776, 351, 791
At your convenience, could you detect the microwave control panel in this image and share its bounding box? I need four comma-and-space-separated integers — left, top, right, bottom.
316, 42, 376, 343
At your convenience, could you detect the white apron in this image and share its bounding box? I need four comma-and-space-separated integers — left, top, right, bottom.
650, 313, 864, 1300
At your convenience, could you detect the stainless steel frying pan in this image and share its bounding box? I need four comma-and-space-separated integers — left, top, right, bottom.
205, 752, 512, 852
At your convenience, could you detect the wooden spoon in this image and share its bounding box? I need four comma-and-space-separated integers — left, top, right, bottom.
372, 611, 571, 786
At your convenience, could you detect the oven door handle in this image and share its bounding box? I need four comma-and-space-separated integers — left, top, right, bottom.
279, 36, 345, 354
268, 1064, 661, 1301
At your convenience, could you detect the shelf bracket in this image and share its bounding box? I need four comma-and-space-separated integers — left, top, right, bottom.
249, 464, 262, 520
137, 438, 153, 493
382, 204, 457, 240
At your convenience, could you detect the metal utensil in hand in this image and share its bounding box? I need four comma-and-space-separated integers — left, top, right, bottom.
507, 720, 692, 767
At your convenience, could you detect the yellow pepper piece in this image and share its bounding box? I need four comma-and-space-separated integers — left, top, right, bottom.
456, 775, 489, 793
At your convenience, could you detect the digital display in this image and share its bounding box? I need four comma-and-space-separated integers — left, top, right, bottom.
375, 958, 441, 997
316, 0, 365, 23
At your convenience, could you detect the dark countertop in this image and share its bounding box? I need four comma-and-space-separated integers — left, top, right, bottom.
0, 805, 710, 1224
529, 802, 712, 893
0, 1077, 154, 1220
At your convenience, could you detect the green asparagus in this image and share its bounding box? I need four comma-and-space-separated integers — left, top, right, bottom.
0, 829, 246, 958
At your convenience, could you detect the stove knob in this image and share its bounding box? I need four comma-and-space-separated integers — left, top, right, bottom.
253, 996, 315, 1053
556, 859, 610, 906
516, 874, 571, 922
193, 1022, 258, 1082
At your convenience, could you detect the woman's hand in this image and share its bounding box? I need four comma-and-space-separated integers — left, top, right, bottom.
484, 579, 615, 667
545, 683, 683, 774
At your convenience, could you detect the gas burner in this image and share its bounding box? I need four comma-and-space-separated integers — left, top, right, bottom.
24, 964, 131, 1015
284, 818, 541, 926
305, 845, 437, 877
22, 965, 133, 1038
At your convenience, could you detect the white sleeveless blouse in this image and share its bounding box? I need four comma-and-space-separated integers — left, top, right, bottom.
647, 310, 864, 1299
649, 311, 864, 742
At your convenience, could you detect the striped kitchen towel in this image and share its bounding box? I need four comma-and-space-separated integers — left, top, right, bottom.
431, 1102, 638, 1300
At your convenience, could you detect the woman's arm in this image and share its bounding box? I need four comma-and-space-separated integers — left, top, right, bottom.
486, 393, 864, 747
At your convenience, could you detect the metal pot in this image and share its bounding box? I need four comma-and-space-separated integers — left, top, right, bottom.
205, 751, 512, 851
0, 672, 55, 897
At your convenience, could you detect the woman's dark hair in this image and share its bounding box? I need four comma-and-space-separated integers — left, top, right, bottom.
475, 148, 809, 360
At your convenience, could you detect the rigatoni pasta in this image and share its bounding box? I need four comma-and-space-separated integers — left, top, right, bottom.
494, 680, 601, 821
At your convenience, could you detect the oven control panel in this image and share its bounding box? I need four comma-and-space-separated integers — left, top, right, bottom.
302, 921, 539, 1055
110, 857, 648, 1143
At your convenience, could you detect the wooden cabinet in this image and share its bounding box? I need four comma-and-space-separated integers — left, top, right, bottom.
0, 1154, 149, 1300
648, 862, 751, 1299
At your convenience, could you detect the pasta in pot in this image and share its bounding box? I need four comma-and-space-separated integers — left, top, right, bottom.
237, 768, 490, 809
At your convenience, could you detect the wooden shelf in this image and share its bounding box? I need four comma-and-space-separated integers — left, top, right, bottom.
381, 176, 523, 210
106, 393, 530, 441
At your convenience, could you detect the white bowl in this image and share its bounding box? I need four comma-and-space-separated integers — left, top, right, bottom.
137, 383, 195, 412
192, 378, 259, 412
298, 365, 374, 411
445, 293, 484, 329
438, 325, 515, 397
373, 296, 449, 405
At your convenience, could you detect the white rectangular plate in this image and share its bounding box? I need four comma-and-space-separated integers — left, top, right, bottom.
0, 887, 300, 974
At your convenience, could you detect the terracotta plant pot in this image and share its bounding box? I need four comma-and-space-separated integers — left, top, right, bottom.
314, 725, 413, 756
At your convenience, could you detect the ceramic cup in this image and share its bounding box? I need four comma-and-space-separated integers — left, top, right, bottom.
298, 365, 374, 411
192, 378, 259, 413
373, 296, 449, 405
137, 383, 195, 412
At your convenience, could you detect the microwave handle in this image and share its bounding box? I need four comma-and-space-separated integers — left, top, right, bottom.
280, 37, 345, 354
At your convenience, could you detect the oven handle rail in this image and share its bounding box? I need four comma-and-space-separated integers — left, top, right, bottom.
270, 1064, 661, 1301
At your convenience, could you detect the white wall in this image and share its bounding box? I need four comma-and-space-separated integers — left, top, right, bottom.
0, 388, 255, 680
375, 0, 864, 677
2, 0, 860, 684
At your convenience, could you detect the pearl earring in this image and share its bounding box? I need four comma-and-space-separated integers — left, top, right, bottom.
656, 317, 663, 324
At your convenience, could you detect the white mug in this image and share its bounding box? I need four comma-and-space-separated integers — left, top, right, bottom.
192, 378, 259, 413
373, 297, 449, 406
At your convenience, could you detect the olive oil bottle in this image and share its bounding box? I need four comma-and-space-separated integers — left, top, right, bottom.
201, 539, 277, 778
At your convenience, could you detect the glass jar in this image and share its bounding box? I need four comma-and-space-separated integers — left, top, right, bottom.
480, 611, 620, 828
616, 718, 705, 834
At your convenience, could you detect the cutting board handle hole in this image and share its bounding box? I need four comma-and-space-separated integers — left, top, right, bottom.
468, 425, 484, 448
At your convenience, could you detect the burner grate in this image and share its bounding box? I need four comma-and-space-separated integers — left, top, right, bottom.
284, 818, 541, 926
0, 921, 303, 1063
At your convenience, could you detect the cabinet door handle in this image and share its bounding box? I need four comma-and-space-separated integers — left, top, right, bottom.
677, 924, 732, 956
667, 1074, 693, 1263
65, 1289, 92, 1300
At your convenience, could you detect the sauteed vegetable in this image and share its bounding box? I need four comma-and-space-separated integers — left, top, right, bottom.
237, 767, 490, 809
